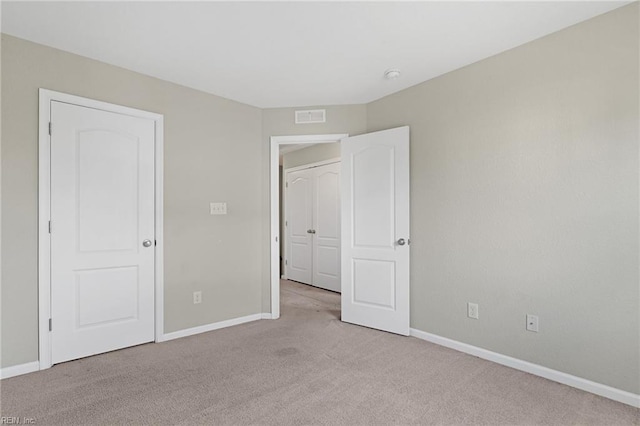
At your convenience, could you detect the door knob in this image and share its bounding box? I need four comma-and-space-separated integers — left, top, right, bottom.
142, 239, 153, 247
397, 238, 406, 246
307, 229, 316, 234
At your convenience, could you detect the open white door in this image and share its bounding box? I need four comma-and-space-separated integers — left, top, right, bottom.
341, 126, 410, 335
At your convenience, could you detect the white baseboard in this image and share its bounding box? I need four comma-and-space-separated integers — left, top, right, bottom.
261, 313, 275, 319
0, 361, 40, 380
410, 328, 640, 408
160, 313, 263, 342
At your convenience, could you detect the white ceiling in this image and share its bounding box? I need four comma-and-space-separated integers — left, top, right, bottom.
1, 1, 629, 108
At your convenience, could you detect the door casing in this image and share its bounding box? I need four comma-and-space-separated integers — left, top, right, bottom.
38, 89, 164, 370
270, 134, 348, 319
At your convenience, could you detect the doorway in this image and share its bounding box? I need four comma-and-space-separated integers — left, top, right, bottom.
38, 89, 164, 369
270, 134, 348, 319
270, 127, 411, 336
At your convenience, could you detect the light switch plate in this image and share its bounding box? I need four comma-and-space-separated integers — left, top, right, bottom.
210, 202, 227, 215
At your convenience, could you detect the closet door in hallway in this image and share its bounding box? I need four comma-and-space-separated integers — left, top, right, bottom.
285, 162, 341, 292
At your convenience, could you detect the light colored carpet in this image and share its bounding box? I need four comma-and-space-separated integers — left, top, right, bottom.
1, 280, 638, 425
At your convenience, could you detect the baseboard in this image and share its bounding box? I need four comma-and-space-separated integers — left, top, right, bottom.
261, 313, 275, 319
160, 313, 263, 342
410, 328, 640, 408
0, 361, 40, 380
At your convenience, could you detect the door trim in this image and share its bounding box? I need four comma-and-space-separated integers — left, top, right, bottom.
284, 158, 341, 175
283, 158, 340, 282
270, 134, 347, 319
38, 89, 165, 369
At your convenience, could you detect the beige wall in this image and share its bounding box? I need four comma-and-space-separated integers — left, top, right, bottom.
1, 35, 263, 367
367, 4, 639, 393
261, 105, 367, 311
282, 142, 341, 170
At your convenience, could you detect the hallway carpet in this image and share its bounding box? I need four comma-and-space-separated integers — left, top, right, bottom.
1, 280, 638, 425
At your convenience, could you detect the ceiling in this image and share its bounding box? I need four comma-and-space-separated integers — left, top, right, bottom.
1, 1, 629, 108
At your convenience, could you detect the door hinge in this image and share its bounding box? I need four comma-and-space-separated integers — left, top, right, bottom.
285, 221, 288, 227
285, 259, 288, 265
49, 318, 52, 331
275, 236, 278, 242
286, 182, 288, 188
48, 122, 52, 135
48, 220, 52, 233
155, 240, 157, 246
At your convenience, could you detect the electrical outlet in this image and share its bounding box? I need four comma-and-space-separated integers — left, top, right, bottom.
467, 302, 479, 319
526, 314, 539, 332
193, 291, 202, 304
210, 202, 227, 215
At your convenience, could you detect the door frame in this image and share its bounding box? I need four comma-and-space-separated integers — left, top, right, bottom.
38, 89, 165, 369
282, 158, 340, 282
269, 134, 348, 319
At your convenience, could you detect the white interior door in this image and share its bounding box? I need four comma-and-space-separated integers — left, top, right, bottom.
313, 162, 341, 292
50, 101, 156, 364
285, 162, 341, 292
286, 169, 314, 285
341, 126, 410, 335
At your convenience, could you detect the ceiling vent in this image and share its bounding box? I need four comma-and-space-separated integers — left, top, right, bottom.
295, 109, 326, 124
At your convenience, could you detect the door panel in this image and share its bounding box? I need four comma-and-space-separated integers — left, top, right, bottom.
353, 145, 395, 249
352, 259, 395, 309
286, 171, 313, 284
76, 266, 139, 328
51, 101, 155, 364
77, 130, 139, 252
341, 126, 410, 335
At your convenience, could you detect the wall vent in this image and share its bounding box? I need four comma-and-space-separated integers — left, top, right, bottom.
295, 109, 326, 124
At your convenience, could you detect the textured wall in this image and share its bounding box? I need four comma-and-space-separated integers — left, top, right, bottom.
366, 4, 639, 393
1, 35, 263, 367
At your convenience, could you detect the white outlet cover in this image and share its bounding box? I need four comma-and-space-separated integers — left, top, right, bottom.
526, 314, 539, 332
210, 202, 227, 215
467, 302, 479, 319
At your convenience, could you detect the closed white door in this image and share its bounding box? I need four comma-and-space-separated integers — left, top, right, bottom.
341, 126, 410, 335
50, 101, 156, 364
313, 162, 341, 292
286, 162, 341, 292
286, 169, 314, 285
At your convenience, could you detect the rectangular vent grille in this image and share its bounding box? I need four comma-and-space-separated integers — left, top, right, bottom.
295, 109, 326, 124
